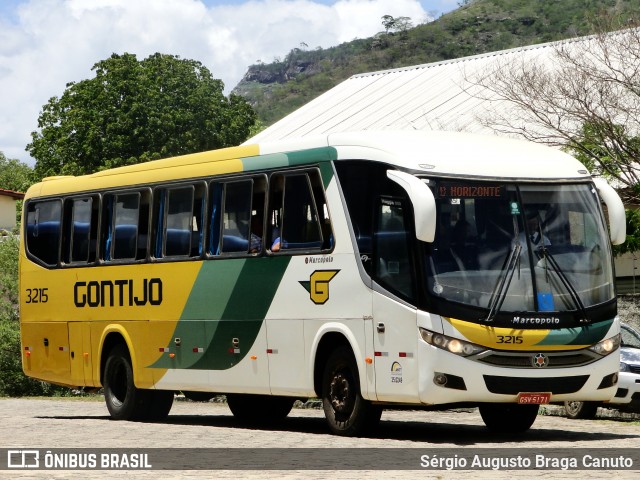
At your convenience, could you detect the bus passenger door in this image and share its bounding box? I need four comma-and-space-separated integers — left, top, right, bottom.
371, 196, 420, 402
372, 293, 419, 402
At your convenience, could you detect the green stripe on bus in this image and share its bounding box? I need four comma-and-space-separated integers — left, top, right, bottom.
150, 256, 291, 370
243, 153, 290, 171
534, 319, 613, 346
241, 147, 337, 172
319, 162, 334, 188
285, 147, 337, 166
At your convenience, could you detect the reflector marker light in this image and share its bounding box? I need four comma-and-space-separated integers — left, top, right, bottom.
250, 355, 257, 360
399, 352, 414, 358
24, 346, 31, 351
159, 347, 170, 352
228, 348, 241, 354
267, 349, 279, 354
193, 347, 204, 353
169, 353, 176, 358
59, 346, 68, 352
374, 352, 388, 357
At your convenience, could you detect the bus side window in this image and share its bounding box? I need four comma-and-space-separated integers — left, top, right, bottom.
208, 183, 223, 255
25, 200, 62, 267
103, 192, 148, 261
221, 180, 252, 253
64, 196, 98, 264
374, 197, 415, 302
269, 170, 328, 252
154, 186, 198, 258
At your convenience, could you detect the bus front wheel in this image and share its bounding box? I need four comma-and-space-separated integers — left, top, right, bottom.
321, 346, 382, 436
479, 403, 539, 433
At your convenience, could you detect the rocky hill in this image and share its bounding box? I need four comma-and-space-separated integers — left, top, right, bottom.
233, 0, 640, 126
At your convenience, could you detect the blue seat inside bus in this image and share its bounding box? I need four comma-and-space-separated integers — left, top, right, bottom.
26, 221, 61, 264
113, 225, 137, 259
165, 228, 191, 256
71, 222, 91, 260
27, 221, 60, 238
222, 235, 249, 252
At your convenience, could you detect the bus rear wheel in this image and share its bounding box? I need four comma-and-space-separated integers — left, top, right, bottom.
321, 346, 382, 436
479, 403, 539, 434
103, 344, 174, 421
227, 394, 295, 422
103, 344, 147, 421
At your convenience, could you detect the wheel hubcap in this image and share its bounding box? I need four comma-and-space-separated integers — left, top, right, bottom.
329, 372, 351, 414
566, 401, 580, 414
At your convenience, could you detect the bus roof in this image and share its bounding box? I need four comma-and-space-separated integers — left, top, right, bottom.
324, 131, 591, 181
25, 131, 590, 199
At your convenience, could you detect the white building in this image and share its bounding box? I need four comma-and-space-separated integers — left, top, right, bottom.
0, 188, 24, 233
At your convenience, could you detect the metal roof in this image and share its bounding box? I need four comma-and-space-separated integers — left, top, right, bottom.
246, 34, 594, 144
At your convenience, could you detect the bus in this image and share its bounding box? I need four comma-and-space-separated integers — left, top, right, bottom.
20, 130, 626, 436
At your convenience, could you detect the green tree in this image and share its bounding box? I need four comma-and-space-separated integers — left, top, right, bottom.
28, 53, 256, 179
0, 152, 33, 193
381, 15, 413, 35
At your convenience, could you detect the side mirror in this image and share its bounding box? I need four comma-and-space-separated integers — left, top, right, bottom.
387, 170, 436, 243
593, 177, 626, 245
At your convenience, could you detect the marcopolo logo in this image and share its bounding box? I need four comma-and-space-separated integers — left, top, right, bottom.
512, 316, 560, 326
299, 270, 340, 305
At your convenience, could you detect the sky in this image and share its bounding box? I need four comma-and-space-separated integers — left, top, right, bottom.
0, 0, 459, 167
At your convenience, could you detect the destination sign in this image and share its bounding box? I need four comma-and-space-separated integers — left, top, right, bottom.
438, 184, 504, 198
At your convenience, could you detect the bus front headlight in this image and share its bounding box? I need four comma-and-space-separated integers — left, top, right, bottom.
588, 334, 620, 356
419, 328, 486, 357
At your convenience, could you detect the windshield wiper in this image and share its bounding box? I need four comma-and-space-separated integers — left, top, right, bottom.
536, 245, 590, 323
484, 243, 521, 322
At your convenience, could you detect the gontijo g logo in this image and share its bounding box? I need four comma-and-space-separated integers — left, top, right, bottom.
299, 270, 340, 305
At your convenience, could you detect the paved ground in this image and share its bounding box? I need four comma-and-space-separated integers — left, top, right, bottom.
0, 397, 639, 479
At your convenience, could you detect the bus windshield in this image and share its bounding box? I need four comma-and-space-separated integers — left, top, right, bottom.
425, 181, 615, 319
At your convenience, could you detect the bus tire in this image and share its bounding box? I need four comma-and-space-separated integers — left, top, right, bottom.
321, 346, 382, 436
479, 403, 539, 434
103, 344, 147, 421
563, 401, 599, 420
227, 394, 295, 422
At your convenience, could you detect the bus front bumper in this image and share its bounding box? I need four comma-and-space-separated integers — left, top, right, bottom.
416, 342, 620, 406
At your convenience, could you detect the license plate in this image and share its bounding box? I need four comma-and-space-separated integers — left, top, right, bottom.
517, 392, 551, 404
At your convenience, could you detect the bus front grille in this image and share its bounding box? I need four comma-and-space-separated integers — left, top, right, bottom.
483, 375, 589, 395
475, 351, 597, 369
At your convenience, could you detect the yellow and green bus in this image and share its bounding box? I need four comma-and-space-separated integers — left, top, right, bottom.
20, 131, 626, 435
